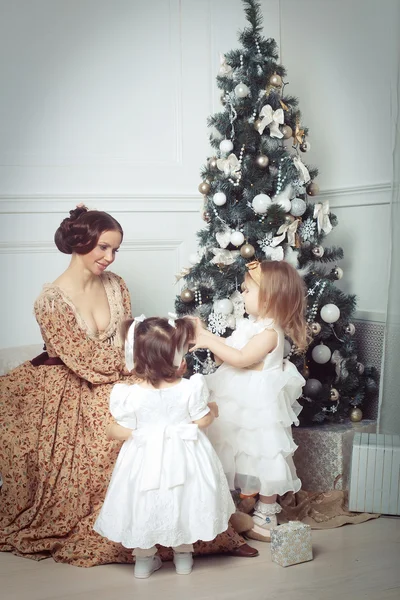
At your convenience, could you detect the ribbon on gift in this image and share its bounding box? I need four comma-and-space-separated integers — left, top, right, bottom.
293, 156, 311, 184
256, 105, 284, 138
270, 219, 300, 248
135, 424, 199, 491
210, 248, 240, 265
313, 200, 333, 235
217, 153, 241, 178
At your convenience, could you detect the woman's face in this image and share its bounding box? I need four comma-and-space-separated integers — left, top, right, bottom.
81, 230, 122, 276
241, 274, 260, 316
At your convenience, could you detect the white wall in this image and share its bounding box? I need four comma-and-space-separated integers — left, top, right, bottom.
0, 0, 396, 347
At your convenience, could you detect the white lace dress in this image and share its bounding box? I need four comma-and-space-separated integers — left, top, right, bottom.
94, 374, 235, 550
206, 316, 305, 497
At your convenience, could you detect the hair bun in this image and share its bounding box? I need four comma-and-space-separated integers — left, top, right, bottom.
54, 206, 88, 254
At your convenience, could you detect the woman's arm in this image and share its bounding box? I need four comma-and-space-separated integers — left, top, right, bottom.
106, 421, 133, 441
191, 328, 277, 369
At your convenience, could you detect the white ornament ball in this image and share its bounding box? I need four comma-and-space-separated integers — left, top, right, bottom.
219, 139, 234, 154
290, 198, 307, 217
234, 82, 250, 98
304, 378, 323, 397
214, 298, 234, 315
312, 344, 332, 364
283, 339, 292, 357
273, 193, 292, 212
320, 303, 340, 324
188, 253, 199, 265
230, 231, 245, 247
252, 193, 271, 214
213, 192, 227, 206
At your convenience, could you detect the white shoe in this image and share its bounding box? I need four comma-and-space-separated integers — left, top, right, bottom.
252, 512, 278, 529
173, 551, 193, 575
134, 555, 162, 579
252, 500, 281, 530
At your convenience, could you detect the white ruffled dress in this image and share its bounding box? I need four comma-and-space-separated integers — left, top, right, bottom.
94, 374, 235, 550
206, 316, 305, 497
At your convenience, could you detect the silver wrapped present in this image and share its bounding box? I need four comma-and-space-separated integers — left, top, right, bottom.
270, 521, 313, 567
292, 420, 376, 491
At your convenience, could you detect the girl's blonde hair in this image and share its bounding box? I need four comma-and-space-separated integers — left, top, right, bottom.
248, 260, 308, 352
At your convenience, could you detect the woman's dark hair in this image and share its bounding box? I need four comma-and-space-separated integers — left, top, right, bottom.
121, 316, 195, 387
54, 206, 123, 254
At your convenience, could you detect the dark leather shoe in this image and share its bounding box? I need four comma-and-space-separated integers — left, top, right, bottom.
228, 543, 259, 557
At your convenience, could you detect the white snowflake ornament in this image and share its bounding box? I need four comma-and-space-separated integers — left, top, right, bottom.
208, 312, 228, 335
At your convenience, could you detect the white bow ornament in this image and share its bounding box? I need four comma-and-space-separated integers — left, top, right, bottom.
256, 105, 284, 138
216, 225, 233, 249
271, 219, 300, 248
313, 200, 333, 235
293, 156, 311, 183
219, 54, 233, 78
210, 248, 240, 265
217, 153, 241, 178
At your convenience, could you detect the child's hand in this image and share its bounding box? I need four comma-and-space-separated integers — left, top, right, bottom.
187, 316, 207, 339
189, 332, 210, 353
208, 401, 219, 418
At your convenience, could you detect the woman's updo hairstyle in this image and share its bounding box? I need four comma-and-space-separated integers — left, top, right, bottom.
54, 206, 123, 255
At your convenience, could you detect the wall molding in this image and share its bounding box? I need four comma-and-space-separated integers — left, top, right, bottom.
0, 182, 391, 214
0, 239, 184, 254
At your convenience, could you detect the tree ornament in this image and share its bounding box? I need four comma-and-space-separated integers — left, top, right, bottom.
180, 289, 194, 303
220, 93, 227, 106
219, 139, 234, 154
357, 362, 365, 375
306, 182, 320, 196
254, 118, 263, 132
330, 388, 340, 401
269, 73, 282, 87
234, 82, 250, 98
293, 121, 305, 145
188, 253, 200, 265
300, 141, 311, 152
345, 323, 356, 336
285, 214, 295, 224
332, 266, 344, 280
213, 192, 227, 206
312, 245, 325, 258
303, 366, 310, 379
214, 298, 234, 315
198, 181, 210, 195
226, 314, 236, 329
281, 125, 293, 139
350, 408, 363, 422
320, 303, 340, 324
252, 193, 271, 214
256, 154, 269, 168
310, 322, 322, 335
312, 343, 331, 364
304, 378, 322, 397
290, 198, 307, 217
202, 210, 210, 223
230, 230, 245, 247
240, 243, 255, 258
208, 157, 218, 170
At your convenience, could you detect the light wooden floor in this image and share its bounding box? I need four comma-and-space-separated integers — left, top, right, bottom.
1, 517, 399, 600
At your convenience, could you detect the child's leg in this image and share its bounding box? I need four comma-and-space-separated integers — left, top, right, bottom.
133, 546, 162, 579
172, 544, 194, 575
253, 494, 281, 529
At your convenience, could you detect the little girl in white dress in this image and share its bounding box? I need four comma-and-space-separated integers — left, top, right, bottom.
94, 315, 234, 579
191, 260, 307, 541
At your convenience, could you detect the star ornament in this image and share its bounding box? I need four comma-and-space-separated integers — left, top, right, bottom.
293, 122, 305, 146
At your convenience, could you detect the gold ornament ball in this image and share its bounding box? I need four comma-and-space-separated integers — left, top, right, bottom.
208, 157, 218, 170
269, 73, 282, 87
198, 181, 211, 195
307, 182, 320, 196
312, 245, 325, 258
180, 288, 195, 303
256, 154, 269, 168
240, 243, 255, 258
311, 322, 322, 335
345, 323, 356, 336
330, 388, 340, 401
332, 266, 344, 280
303, 366, 310, 379
285, 214, 295, 224
281, 125, 293, 140
300, 141, 311, 153
254, 119, 263, 132
220, 93, 227, 106
350, 408, 363, 422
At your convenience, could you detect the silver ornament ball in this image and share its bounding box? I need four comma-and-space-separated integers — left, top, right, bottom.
290, 198, 307, 217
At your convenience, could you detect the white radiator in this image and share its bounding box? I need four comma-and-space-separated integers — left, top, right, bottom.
348, 433, 400, 515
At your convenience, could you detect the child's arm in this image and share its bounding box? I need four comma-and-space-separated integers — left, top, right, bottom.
193, 411, 215, 428
191, 328, 277, 369
106, 421, 134, 441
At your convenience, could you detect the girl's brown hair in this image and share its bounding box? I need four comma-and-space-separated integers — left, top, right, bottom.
253, 260, 308, 352
54, 206, 123, 255
121, 316, 195, 387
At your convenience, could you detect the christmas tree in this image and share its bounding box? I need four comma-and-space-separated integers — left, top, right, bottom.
175, 0, 378, 425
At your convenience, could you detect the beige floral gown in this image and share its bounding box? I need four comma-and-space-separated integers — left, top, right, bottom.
0, 271, 243, 566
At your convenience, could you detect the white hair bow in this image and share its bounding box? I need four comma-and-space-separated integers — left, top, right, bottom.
168, 312, 177, 328
125, 314, 146, 372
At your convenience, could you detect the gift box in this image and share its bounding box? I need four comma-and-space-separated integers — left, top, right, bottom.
270, 521, 313, 567
292, 420, 376, 492
349, 433, 400, 515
